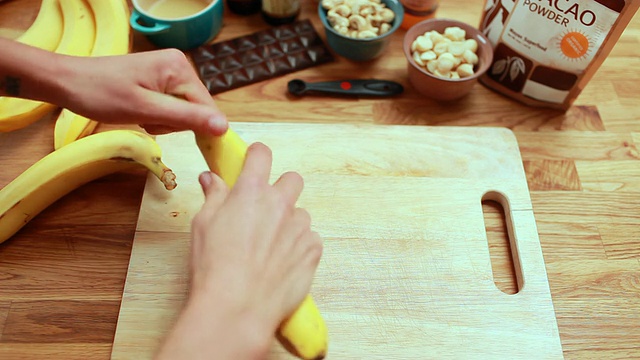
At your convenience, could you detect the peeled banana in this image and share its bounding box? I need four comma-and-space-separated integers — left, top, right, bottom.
54, 0, 132, 149
195, 129, 328, 360
0, 130, 177, 244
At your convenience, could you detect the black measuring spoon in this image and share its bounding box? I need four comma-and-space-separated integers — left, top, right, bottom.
288, 79, 404, 98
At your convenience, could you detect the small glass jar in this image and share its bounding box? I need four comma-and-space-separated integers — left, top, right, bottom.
261, 0, 300, 25
400, 0, 439, 30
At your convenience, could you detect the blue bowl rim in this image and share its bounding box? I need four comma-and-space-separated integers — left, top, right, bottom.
318, 0, 405, 43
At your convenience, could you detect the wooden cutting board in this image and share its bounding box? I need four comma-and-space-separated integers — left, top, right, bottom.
111, 123, 563, 359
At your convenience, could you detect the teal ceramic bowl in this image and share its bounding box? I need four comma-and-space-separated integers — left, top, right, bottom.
130, 0, 224, 50
318, 0, 404, 62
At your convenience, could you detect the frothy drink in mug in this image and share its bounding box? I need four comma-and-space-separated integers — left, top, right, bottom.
147, 0, 210, 19
478, 0, 640, 111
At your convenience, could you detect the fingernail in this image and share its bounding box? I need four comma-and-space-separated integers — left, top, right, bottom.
199, 171, 213, 189
208, 114, 227, 133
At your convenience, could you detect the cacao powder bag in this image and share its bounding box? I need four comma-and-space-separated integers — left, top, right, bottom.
478, 0, 640, 111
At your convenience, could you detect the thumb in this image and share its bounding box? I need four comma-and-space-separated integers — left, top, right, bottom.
144, 91, 229, 136
198, 171, 229, 215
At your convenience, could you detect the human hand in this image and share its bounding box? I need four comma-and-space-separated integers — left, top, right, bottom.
190, 142, 323, 333
155, 143, 322, 360
55, 48, 227, 135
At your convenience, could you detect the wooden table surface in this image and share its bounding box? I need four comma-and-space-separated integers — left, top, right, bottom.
1, 0, 639, 359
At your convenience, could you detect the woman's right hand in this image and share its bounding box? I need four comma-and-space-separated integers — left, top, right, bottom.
156, 142, 323, 360
194, 142, 323, 346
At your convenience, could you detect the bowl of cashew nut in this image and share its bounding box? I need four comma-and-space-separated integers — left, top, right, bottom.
319, 0, 404, 62
403, 18, 493, 101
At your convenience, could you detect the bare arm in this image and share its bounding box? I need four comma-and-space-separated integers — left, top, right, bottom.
155, 291, 273, 360
0, 38, 227, 135
0, 38, 62, 100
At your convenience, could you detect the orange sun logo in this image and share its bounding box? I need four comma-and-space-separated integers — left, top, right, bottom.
559, 30, 591, 60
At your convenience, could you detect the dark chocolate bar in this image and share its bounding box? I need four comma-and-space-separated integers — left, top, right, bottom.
188, 19, 335, 94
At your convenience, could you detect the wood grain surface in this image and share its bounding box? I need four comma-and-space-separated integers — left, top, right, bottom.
1, 0, 639, 359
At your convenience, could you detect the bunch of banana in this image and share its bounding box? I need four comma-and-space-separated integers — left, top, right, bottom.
0, 0, 64, 133
12, 0, 64, 52
0, 130, 177, 244
0, 0, 98, 132
54, 0, 132, 149
0, 0, 131, 138
195, 129, 329, 360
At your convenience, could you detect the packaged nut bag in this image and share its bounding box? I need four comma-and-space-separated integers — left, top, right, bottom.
478, 0, 640, 111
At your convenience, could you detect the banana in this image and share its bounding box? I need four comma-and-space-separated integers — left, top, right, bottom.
53, 0, 132, 149
0, 0, 97, 133
277, 295, 328, 360
0, 100, 57, 133
56, 0, 97, 57
0, 130, 177, 244
0, 0, 63, 133
194, 128, 248, 188
54, 107, 99, 149
195, 129, 329, 360
14, 0, 64, 51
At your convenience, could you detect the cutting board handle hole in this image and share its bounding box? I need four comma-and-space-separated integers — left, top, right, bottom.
482, 192, 521, 295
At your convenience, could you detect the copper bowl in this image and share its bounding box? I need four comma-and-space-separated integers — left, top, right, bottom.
403, 18, 493, 101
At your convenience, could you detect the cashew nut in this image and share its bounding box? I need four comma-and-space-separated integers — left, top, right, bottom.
322, 0, 338, 10
328, 14, 349, 28
380, 8, 395, 23
334, 25, 349, 35
367, 14, 383, 28
325, 0, 396, 40
359, 4, 374, 16
349, 14, 368, 30
358, 30, 377, 39
332, 4, 352, 17
348, 0, 369, 14
372, 2, 384, 12
379, 23, 391, 34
